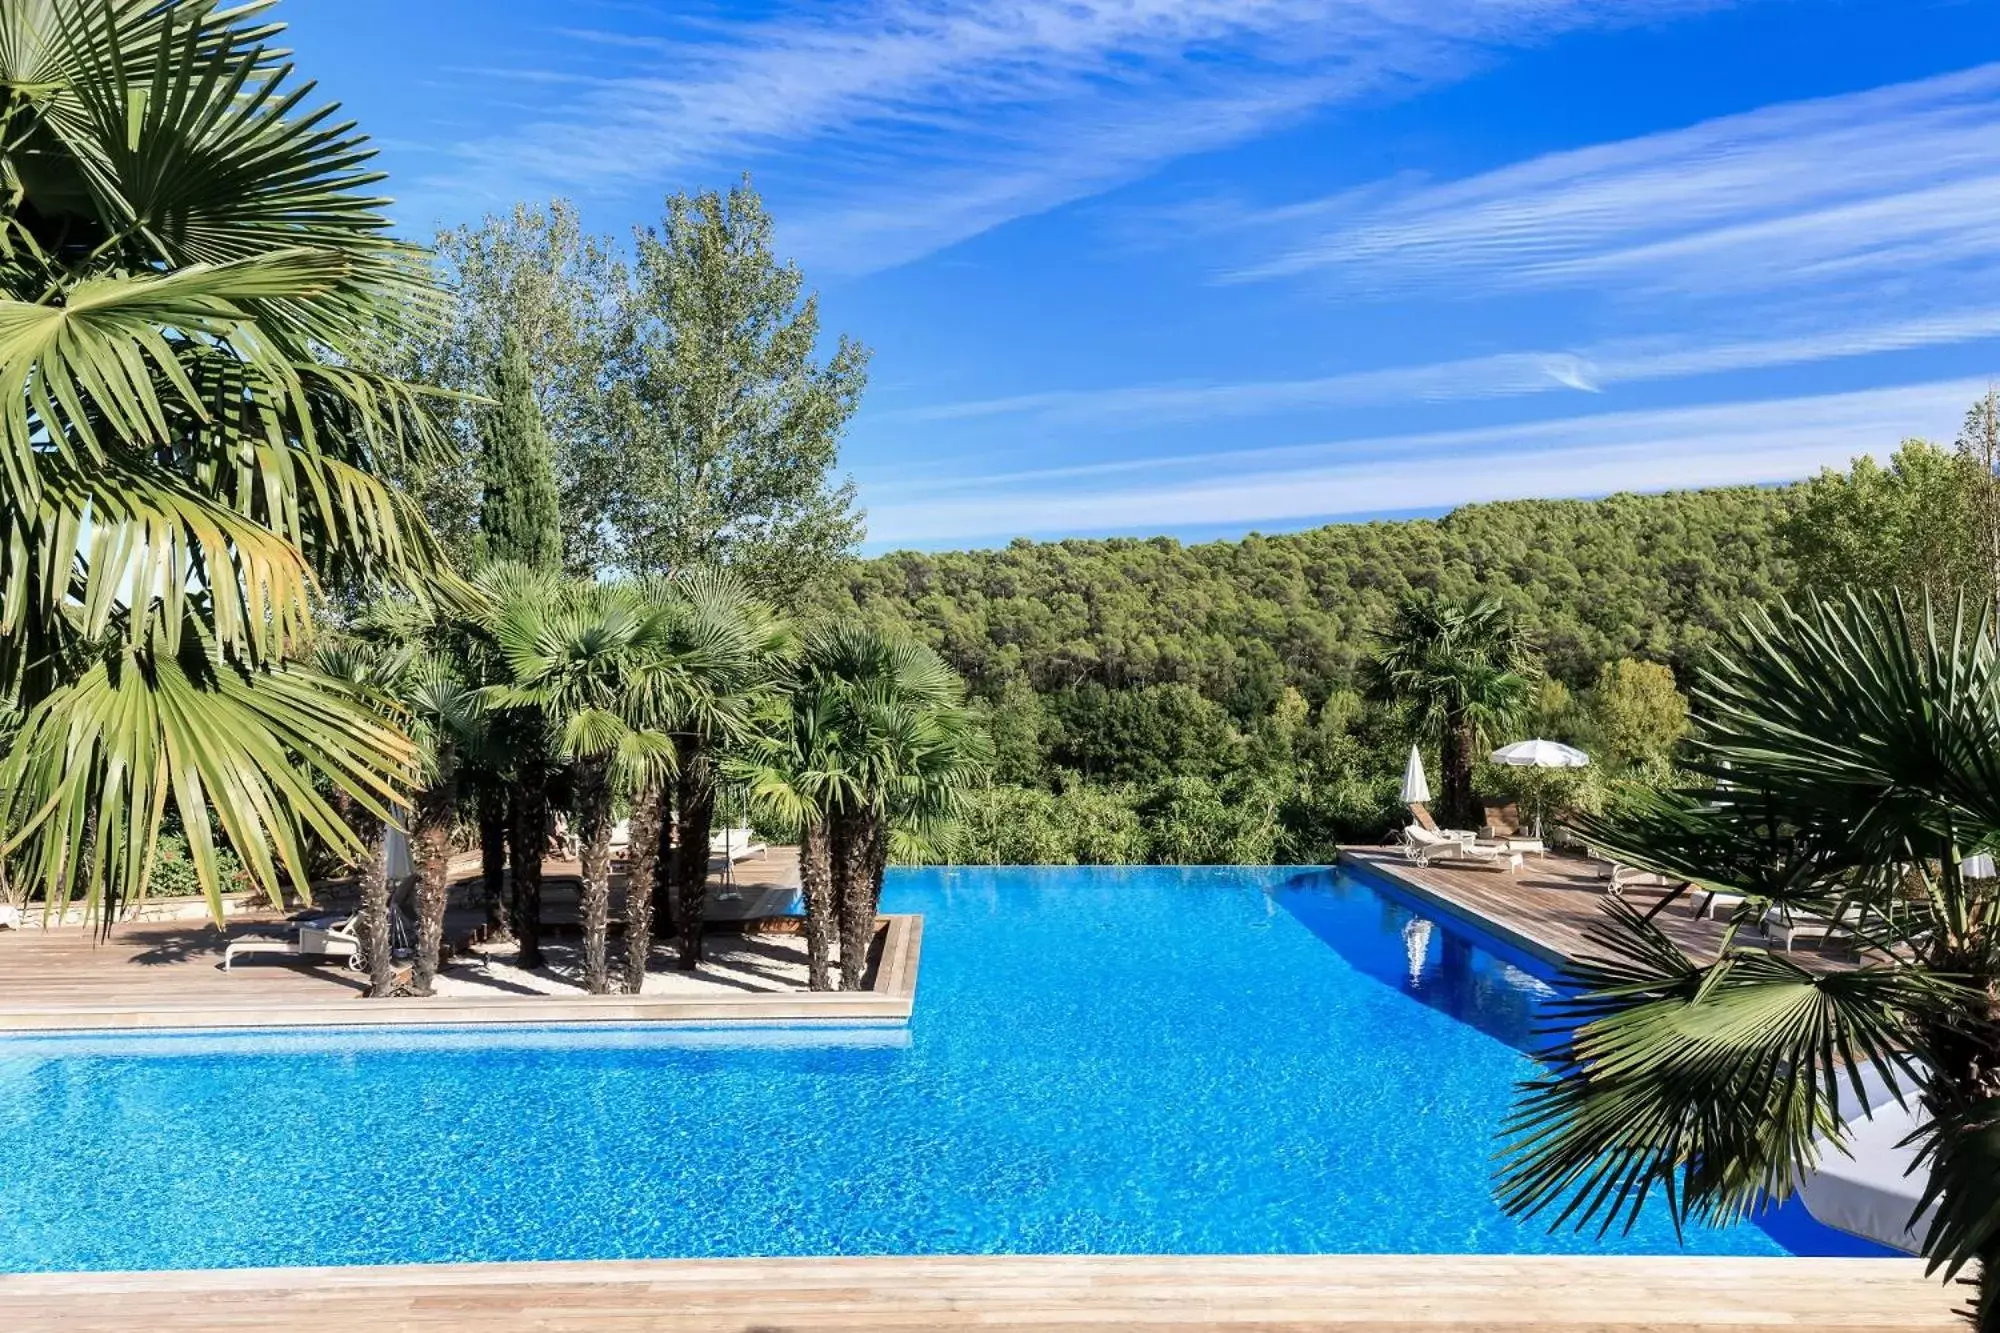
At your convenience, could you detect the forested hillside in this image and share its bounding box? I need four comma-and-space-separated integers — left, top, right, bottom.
831, 486, 1795, 704
818, 486, 1801, 864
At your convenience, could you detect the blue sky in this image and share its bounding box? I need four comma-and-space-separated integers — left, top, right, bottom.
286, 0, 2000, 552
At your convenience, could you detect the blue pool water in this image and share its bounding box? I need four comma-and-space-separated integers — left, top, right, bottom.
0, 865, 1851, 1271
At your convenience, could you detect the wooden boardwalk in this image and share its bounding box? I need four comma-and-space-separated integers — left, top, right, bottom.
0, 848, 926, 1032
1340, 847, 1852, 971
0, 1255, 1957, 1331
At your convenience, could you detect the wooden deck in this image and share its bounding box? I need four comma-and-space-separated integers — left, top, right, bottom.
0, 848, 924, 1032
0, 1255, 1956, 1331
1340, 846, 1852, 971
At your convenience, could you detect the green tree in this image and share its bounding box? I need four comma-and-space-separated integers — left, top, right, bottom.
1367, 593, 1536, 830
612, 178, 867, 602
0, 1, 447, 922
399, 200, 626, 571
487, 578, 685, 994
1500, 593, 2000, 1328
1784, 436, 1995, 610
1589, 659, 1688, 772
647, 570, 787, 973
1046, 683, 1239, 785
479, 327, 563, 571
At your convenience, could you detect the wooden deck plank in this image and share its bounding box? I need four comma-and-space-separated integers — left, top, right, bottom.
0, 850, 923, 1032
1339, 847, 1853, 972
0, 1255, 1957, 1330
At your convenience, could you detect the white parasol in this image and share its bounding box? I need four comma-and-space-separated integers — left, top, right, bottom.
1489, 738, 1590, 768
1400, 745, 1432, 804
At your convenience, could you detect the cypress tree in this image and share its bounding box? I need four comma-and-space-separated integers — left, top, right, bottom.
477, 326, 563, 963
478, 326, 563, 571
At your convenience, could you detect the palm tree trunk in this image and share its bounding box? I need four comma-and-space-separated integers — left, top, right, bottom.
507, 778, 546, 971
673, 746, 716, 970
1916, 958, 2000, 1332
1440, 720, 1479, 830
352, 809, 395, 998
573, 756, 616, 994
409, 771, 456, 996
836, 808, 884, 991
621, 779, 664, 994
800, 817, 835, 991
478, 779, 509, 938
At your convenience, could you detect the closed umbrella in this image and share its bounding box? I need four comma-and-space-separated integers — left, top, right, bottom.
1400, 745, 1431, 804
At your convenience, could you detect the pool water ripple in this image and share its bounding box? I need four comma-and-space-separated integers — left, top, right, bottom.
0, 865, 1841, 1270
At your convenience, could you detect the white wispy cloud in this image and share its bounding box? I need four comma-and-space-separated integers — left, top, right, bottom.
426, 0, 1715, 273
1231, 63, 2000, 297
880, 308, 2000, 429
862, 378, 1988, 545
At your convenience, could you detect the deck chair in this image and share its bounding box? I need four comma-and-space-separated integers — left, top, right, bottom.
709, 827, 767, 863
1761, 904, 1848, 950
1407, 802, 1480, 843
1480, 803, 1526, 839
223, 875, 418, 971
1401, 824, 1523, 873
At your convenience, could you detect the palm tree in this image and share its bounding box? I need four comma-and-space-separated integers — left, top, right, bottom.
1368, 592, 1535, 830
357, 603, 484, 996
642, 571, 788, 974
487, 578, 681, 994
310, 643, 400, 998
733, 688, 853, 991
740, 625, 985, 991
0, 2, 451, 923
467, 563, 565, 970
1497, 592, 2000, 1329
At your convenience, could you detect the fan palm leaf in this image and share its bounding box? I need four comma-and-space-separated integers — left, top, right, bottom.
1506, 591, 2000, 1328
0, 1, 454, 922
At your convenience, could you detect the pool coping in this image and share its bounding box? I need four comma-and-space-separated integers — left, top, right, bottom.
0, 914, 922, 1034
1336, 849, 1574, 967
0, 1254, 1957, 1331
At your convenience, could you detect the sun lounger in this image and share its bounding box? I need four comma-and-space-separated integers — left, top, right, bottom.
1698, 890, 1748, 920
1400, 824, 1522, 872
222, 875, 417, 971
709, 828, 767, 863
224, 913, 360, 970
1761, 904, 1849, 950
1797, 1059, 1933, 1254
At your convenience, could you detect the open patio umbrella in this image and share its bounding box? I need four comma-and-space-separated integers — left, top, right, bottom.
1489, 738, 1590, 769
1488, 739, 1589, 839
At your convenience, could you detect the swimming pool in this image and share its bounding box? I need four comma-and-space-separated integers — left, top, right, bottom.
0, 864, 1861, 1271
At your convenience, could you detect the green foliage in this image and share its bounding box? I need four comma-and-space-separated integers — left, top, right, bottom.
612, 178, 869, 602
146, 832, 245, 900
1506, 593, 2000, 1319
824, 487, 1794, 699
1588, 658, 1688, 772
1783, 438, 1994, 608
953, 785, 1147, 866
825, 488, 1805, 865
478, 328, 564, 571
1045, 682, 1241, 784
0, 0, 447, 923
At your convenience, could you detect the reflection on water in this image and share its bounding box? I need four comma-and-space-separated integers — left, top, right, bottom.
1273, 870, 1561, 1054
